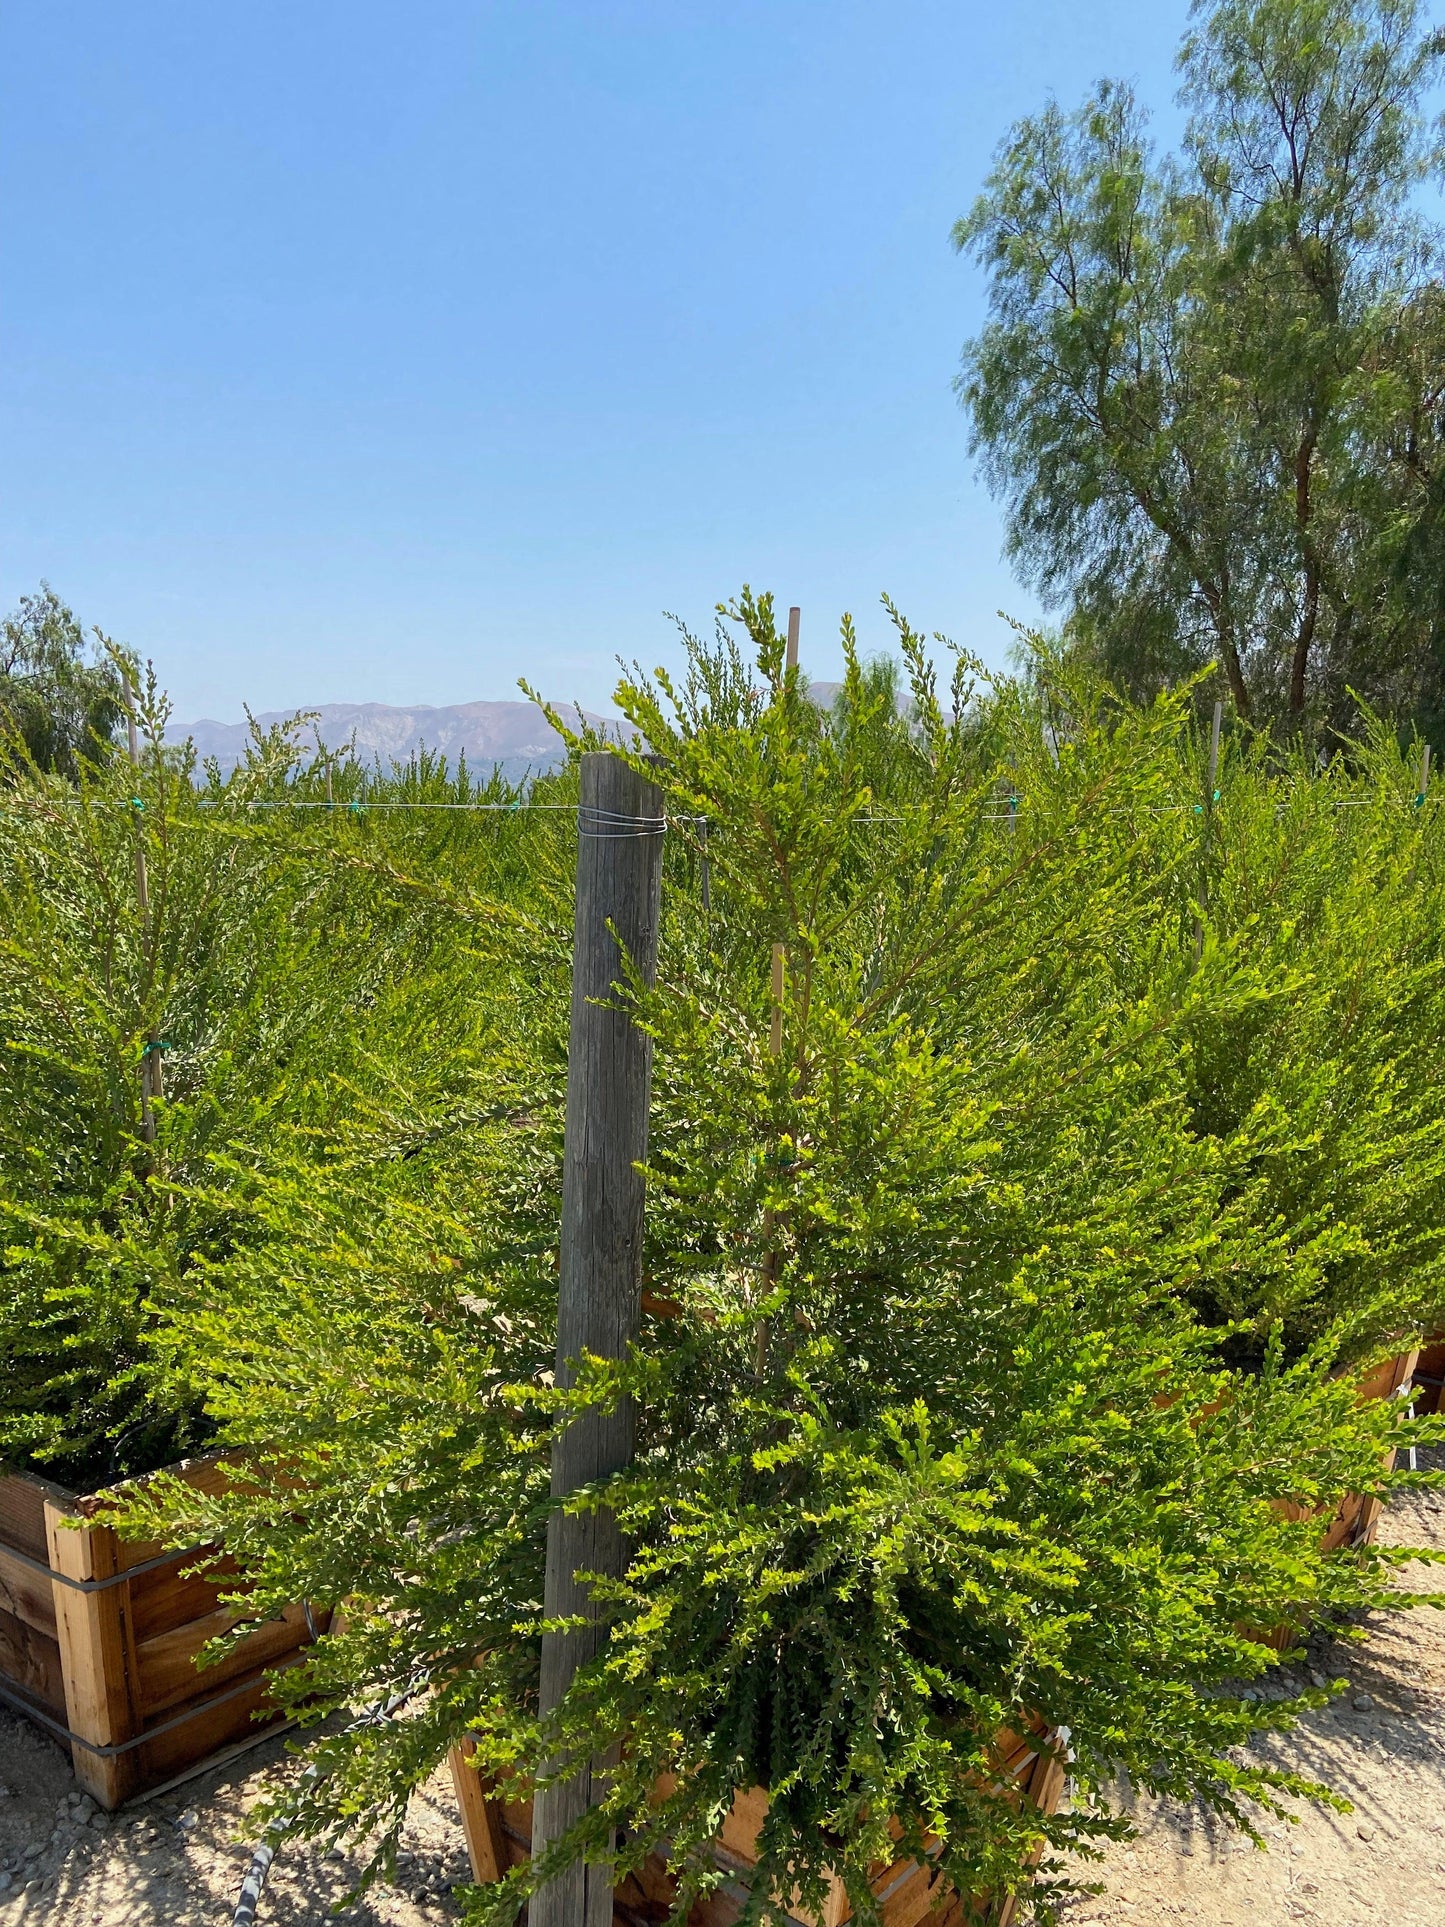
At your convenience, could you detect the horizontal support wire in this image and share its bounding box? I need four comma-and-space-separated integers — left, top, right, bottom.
0, 796, 1428, 826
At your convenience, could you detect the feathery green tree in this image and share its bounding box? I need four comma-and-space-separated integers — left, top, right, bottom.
956, 0, 1445, 739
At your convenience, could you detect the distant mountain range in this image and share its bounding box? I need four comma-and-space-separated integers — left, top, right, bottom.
170, 683, 858, 781
168, 699, 628, 781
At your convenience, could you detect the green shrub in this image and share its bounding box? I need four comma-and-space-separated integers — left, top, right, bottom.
0, 672, 570, 1485
116, 597, 1445, 1925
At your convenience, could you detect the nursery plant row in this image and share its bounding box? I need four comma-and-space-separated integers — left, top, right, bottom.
3, 597, 1445, 1924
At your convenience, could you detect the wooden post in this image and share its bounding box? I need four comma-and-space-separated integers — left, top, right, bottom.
44, 1501, 139, 1808
530, 752, 664, 1927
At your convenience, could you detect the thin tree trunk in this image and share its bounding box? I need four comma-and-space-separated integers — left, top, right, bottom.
1290, 431, 1320, 721
1290, 562, 1319, 720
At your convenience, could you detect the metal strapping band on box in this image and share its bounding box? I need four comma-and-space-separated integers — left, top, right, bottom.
0, 1657, 304, 1759
0, 1537, 214, 1592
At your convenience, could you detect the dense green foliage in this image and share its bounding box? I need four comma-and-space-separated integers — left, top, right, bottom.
0, 672, 571, 1485
955, 0, 1445, 740
87, 596, 1445, 1926
0, 584, 125, 778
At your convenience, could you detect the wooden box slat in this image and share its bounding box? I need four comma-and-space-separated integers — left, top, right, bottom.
0, 1605, 65, 1713
0, 1542, 60, 1639
126, 1552, 237, 1644
134, 1601, 314, 1720
0, 1453, 324, 1805
0, 1473, 71, 1562
128, 1673, 284, 1787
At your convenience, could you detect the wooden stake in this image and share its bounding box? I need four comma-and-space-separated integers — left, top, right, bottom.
756, 936, 785, 1378
123, 673, 162, 1141
756, 609, 799, 1376
771, 606, 798, 1056
1207, 699, 1223, 802
1193, 700, 1224, 966
530, 752, 664, 1927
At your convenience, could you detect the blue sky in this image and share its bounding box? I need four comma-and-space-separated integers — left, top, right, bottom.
1, 2, 1189, 722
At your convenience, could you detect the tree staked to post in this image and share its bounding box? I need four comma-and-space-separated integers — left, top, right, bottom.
530, 750, 665, 1927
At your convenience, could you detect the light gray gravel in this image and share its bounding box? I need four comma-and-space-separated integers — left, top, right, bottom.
0, 1711, 472, 1926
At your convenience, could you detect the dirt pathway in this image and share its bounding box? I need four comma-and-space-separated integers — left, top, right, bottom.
1, 1461, 1442, 1927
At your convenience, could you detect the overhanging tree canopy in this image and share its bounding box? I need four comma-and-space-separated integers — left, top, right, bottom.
955, 0, 1445, 739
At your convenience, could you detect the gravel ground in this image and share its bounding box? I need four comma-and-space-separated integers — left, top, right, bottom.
1, 1456, 1442, 1927
1053, 1445, 1445, 1927
0, 1715, 469, 1927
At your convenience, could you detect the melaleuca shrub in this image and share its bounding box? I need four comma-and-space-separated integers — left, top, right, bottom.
1142, 712, 1445, 1362
0, 668, 573, 1485
117, 598, 1444, 1926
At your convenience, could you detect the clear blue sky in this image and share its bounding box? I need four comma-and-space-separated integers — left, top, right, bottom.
1, 2, 1190, 723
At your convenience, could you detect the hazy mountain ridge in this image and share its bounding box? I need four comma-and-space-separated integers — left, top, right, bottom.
168, 699, 629, 779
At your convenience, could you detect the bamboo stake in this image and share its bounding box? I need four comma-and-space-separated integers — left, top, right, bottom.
1193, 699, 1224, 965
1419, 743, 1431, 805
123, 674, 162, 1143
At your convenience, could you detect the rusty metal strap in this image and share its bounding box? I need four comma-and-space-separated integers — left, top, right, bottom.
0, 1538, 214, 1593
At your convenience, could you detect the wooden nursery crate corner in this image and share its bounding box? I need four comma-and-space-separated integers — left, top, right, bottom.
0, 1453, 329, 1807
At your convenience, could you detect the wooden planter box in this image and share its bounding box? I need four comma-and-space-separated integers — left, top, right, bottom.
0, 1452, 326, 1808
1412, 1334, 1445, 1417
449, 1718, 1068, 1927
1320, 1347, 1421, 1549
1256, 1346, 1421, 1651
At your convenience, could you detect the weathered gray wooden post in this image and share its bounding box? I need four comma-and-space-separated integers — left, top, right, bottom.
530, 750, 664, 1927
